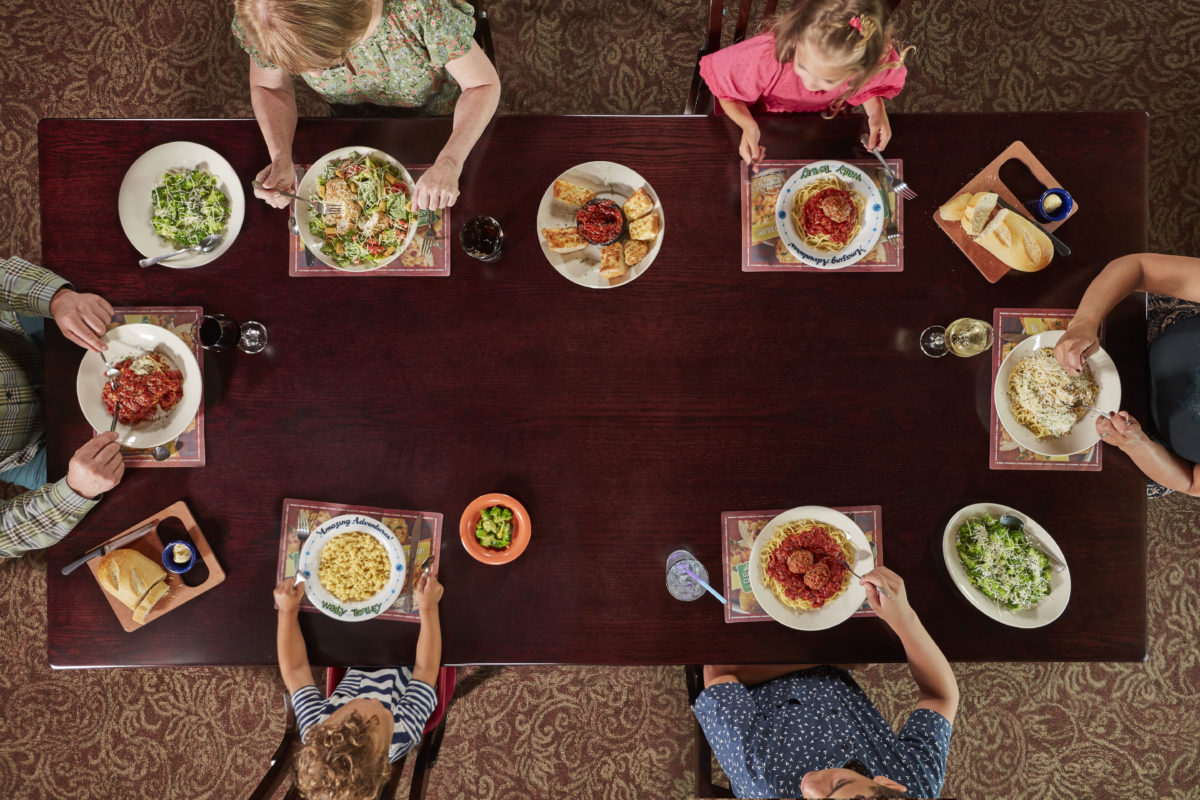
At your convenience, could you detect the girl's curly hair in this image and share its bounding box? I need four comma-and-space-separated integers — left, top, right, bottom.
768, 0, 912, 118
294, 709, 392, 800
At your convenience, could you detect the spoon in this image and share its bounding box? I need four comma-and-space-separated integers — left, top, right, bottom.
998, 514, 1067, 572
152, 445, 171, 461
139, 233, 223, 268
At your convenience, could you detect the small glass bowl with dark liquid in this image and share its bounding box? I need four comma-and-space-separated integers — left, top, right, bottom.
459, 215, 504, 262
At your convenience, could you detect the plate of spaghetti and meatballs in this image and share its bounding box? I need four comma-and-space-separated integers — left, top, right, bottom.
76, 323, 202, 448
748, 505, 873, 630
774, 160, 883, 269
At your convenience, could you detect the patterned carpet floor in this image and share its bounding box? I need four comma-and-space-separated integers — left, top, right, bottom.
1, 0, 1199, 798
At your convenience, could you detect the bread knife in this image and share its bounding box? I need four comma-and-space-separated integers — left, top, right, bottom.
993, 197, 1072, 257
60, 521, 157, 576
401, 517, 423, 613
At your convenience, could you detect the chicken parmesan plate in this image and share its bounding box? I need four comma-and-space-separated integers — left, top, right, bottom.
296, 147, 418, 271
774, 160, 884, 268
748, 505, 873, 631
994, 329, 1121, 456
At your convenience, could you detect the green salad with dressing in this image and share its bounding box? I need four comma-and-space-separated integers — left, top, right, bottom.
475, 506, 514, 550
150, 169, 229, 248
956, 514, 1051, 610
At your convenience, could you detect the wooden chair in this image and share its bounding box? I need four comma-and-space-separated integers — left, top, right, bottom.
685, 665, 735, 798
685, 0, 903, 115
474, 5, 495, 66
248, 666, 458, 800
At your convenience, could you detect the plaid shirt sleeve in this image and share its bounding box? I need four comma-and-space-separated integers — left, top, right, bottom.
0, 256, 69, 320
0, 477, 99, 558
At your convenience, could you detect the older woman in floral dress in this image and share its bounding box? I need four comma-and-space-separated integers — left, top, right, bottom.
233, 0, 500, 210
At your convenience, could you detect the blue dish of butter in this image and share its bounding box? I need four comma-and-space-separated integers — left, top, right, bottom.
1036, 188, 1073, 222
162, 540, 196, 574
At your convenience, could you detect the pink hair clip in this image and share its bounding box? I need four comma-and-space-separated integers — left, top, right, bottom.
849, 15, 863, 32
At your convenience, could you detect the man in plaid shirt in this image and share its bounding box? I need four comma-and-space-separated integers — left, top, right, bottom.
0, 256, 125, 558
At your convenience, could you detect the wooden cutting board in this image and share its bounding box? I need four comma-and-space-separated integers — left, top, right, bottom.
86, 500, 225, 632
934, 140, 1079, 283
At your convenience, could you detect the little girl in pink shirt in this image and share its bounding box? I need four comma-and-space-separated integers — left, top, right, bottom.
700, 0, 911, 166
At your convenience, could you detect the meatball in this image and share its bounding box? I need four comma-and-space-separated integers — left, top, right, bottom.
819, 192, 853, 223
786, 549, 814, 574
804, 560, 831, 590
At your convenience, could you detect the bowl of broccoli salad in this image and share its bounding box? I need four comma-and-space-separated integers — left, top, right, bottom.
475, 506, 514, 549
459, 493, 531, 564
151, 169, 230, 249
956, 513, 1052, 610
297, 147, 418, 271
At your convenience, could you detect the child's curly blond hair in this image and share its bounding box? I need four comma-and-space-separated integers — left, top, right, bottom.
769, 0, 911, 117
294, 709, 391, 800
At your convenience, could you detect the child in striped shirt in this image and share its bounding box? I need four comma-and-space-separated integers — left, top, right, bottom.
273, 570, 443, 800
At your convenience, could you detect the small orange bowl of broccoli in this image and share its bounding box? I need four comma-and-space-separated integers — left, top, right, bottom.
459, 493, 531, 564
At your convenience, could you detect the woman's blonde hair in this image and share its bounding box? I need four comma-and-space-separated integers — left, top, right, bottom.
769, 0, 911, 117
235, 0, 375, 74
294, 710, 392, 800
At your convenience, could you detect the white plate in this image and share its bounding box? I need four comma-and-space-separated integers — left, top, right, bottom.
295, 146, 418, 272
75, 323, 202, 448
994, 329, 1122, 456
748, 505, 873, 631
118, 141, 245, 268
942, 502, 1071, 628
298, 514, 407, 621
536, 161, 665, 288
774, 159, 883, 268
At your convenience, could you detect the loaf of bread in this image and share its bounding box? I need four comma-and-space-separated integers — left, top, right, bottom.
975, 208, 1053, 272
132, 580, 170, 624
960, 192, 999, 236
938, 192, 972, 222
96, 548, 168, 614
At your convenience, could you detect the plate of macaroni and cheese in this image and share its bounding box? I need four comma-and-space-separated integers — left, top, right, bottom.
297, 514, 406, 621
994, 329, 1121, 456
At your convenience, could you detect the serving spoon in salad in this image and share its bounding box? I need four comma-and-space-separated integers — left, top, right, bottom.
139, 233, 223, 268
998, 514, 1067, 572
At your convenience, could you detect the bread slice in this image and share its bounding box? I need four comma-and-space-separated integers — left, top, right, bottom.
1007, 214, 1054, 272
541, 227, 588, 254
599, 243, 626, 279
622, 188, 654, 221
96, 549, 167, 611
553, 179, 596, 207
961, 192, 999, 236
132, 579, 170, 624
938, 193, 972, 222
628, 212, 660, 241
624, 239, 649, 267
979, 208, 1013, 247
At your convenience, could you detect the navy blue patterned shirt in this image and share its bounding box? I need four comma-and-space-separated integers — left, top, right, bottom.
693, 666, 952, 798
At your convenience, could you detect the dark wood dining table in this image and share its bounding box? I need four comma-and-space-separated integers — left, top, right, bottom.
41, 112, 1148, 668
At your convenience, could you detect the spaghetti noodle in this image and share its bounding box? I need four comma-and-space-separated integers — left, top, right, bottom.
1007, 347, 1098, 439
760, 519, 854, 610
792, 176, 864, 252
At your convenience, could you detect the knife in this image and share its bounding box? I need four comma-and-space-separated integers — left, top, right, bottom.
60, 521, 157, 576
401, 517, 423, 612
994, 197, 1072, 257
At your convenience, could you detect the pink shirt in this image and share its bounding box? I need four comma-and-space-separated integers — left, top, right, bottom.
699, 33, 907, 114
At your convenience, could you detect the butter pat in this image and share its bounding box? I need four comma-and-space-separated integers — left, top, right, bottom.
172, 544, 191, 564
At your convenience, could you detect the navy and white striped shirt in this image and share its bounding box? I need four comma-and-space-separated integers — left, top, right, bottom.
292, 667, 438, 762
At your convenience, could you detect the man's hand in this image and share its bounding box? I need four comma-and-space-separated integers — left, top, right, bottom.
415, 570, 443, 612
254, 160, 296, 209
413, 157, 462, 210
49, 288, 113, 352
65, 432, 124, 499
859, 565, 913, 631
274, 578, 305, 614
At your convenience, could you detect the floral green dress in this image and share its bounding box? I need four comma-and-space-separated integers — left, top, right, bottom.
232, 0, 476, 116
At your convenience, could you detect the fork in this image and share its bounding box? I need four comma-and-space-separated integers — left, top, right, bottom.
293, 513, 311, 585
419, 210, 440, 257
252, 180, 343, 216
877, 170, 901, 248
839, 556, 891, 599
864, 145, 916, 200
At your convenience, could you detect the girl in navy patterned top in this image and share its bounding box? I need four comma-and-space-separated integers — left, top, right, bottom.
273, 571, 443, 800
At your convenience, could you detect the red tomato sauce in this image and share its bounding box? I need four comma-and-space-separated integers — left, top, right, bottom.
801, 187, 859, 246
101, 357, 184, 425
765, 526, 848, 607
575, 200, 624, 244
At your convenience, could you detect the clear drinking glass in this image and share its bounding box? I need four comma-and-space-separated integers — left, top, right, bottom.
459, 215, 504, 262
190, 314, 269, 354
920, 318, 994, 358
665, 549, 709, 602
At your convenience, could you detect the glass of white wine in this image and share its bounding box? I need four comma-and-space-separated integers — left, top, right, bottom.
920, 318, 994, 358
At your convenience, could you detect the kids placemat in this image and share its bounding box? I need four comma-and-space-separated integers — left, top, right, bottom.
990, 308, 1104, 471
720, 505, 882, 623
741, 159, 903, 273
91, 306, 205, 468
288, 164, 451, 277
275, 498, 442, 622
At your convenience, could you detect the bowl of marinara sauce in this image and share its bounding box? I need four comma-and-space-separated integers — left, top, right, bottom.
574, 198, 626, 246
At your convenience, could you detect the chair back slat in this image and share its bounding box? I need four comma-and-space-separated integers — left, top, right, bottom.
705, 0, 725, 53
734, 0, 753, 42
